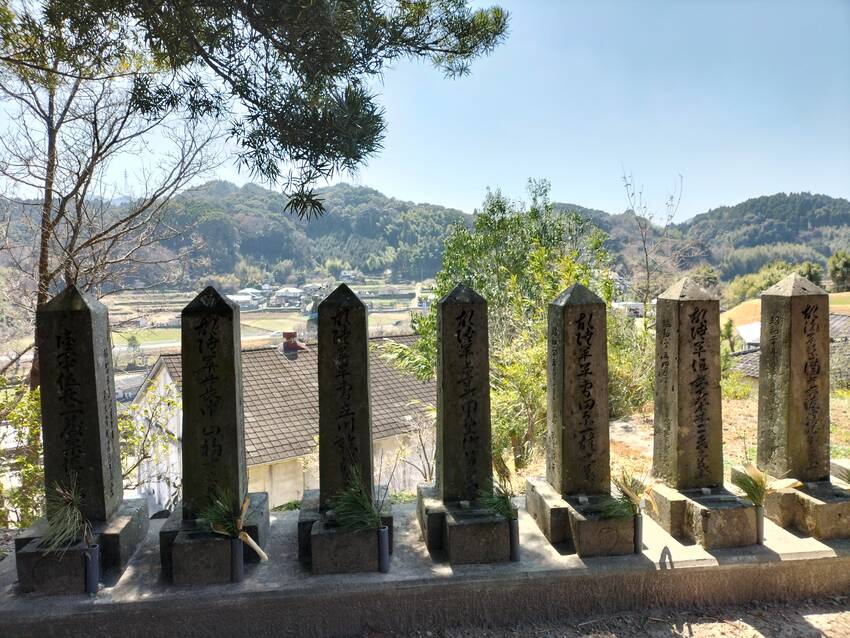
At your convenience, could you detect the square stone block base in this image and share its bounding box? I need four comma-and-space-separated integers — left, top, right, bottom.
297, 488, 393, 567
310, 523, 380, 574
416, 484, 511, 565
649, 484, 757, 549
524, 478, 633, 556
172, 531, 235, 585
159, 492, 269, 580
766, 480, 850, 540
15, 498, 149, 594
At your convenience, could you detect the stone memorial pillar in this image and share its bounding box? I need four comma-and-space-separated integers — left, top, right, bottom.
298, 284, 392, 574
745, 274, 850, 539
758, 274, 830, 482
181, 287, 248, 519
416, 285, 510, 564
649, 278, 755, 548
160, 286, 269, 584
15, 285, 149, 594
526, 284, 633, 556
317, 284, 373, 510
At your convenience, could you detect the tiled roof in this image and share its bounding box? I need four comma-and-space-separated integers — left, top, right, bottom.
154, 334, 434, 466
830, 313, 850, 341
731, 341, 850, 387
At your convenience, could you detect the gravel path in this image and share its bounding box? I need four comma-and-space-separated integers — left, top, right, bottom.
374, 598, 850, 637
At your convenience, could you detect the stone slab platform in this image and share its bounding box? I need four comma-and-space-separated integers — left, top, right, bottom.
14, 498, 149, 594
159, 492, 269, 579
649, 484, 757, 549
525, 478, 634, 556
3, 504, 850, 637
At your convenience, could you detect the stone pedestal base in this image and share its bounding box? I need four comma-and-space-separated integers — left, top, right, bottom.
159, 492, 269, 581
831, 459, 850, 482
525, 478, 633, 556
416, 484, 511, 565
297, 488, 393, 573
15, 498, 149, 594
649, 484, 757, 549
172, 531, 234, 585
766, 480, 850, 540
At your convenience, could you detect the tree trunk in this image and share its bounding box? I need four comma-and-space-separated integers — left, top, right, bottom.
29, 86, 58, 390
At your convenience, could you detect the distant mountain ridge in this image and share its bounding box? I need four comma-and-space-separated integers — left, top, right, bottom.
555, 191, 850, 280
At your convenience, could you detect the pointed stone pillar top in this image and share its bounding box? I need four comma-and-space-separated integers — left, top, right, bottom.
658, 277, 715, 301
761, 273, 828, 297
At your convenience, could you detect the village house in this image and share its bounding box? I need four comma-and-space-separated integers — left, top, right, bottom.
271, 286, 304, 306
731, 312, 850, 388
130, 334, 435, 510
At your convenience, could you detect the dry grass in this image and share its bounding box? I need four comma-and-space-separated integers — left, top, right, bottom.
608, 392, 850, 478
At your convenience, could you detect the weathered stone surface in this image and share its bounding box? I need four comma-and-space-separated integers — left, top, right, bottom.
180, 286, 248, 520
317, 284, 373, 510
444, 506, 510, 565
14, 499, 148, 579
172, 531, 233, 585
160, 492, 268, 577
653, 277, 723, 489
686, 491, 757, 549
648, 484, 689, 540
300, 488, 392, 564
36, 285, 122, 523
795, 483, 850, 539
831, 458, 850, 480
652, 484, 756, 548
16, 539, 89, 594
758, 274, 830, 482
547, 285, 610, 496
565, 497, 634, 557
436, 285, 492, 503
310, 523, 379, 575
761, 480, 850, 540
524, 477, 571, 544
97, 498, 149, 574
297, 490, 321, 563
416, 484, 447, 551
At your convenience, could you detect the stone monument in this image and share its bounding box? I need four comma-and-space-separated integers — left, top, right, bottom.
297, 284, 392, 574
740, 274, 850, 539
15, 285, 149, 594
649, 278, 756, 548
416, 285, 511, 564
159, 287, 269, 584
526, 284, 634, 556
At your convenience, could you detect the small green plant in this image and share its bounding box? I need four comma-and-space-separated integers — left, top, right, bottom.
602, 468, 658, 519
40, 474, 92, 555
732, 463, 802, 507
329, 466, 382, 531
199, 490, 269, 561
272, 500, 300, 512
330, 454, 398, 532
479, 474, 516, 520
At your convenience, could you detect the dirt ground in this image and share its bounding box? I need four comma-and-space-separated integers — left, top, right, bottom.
375, 598, 850, 637
599, 392, 850, 480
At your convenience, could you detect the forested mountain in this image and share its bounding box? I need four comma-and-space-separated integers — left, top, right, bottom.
165, 185, 846, 286
8, 183, 840, 290
676, 193, 850, 278
159, 181, 470, 283
555, 192, 850, 281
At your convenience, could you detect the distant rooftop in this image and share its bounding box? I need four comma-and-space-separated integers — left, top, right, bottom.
140, 334, 433, 466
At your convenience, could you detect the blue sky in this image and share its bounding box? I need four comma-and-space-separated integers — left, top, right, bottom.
272, 0, 849, 221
